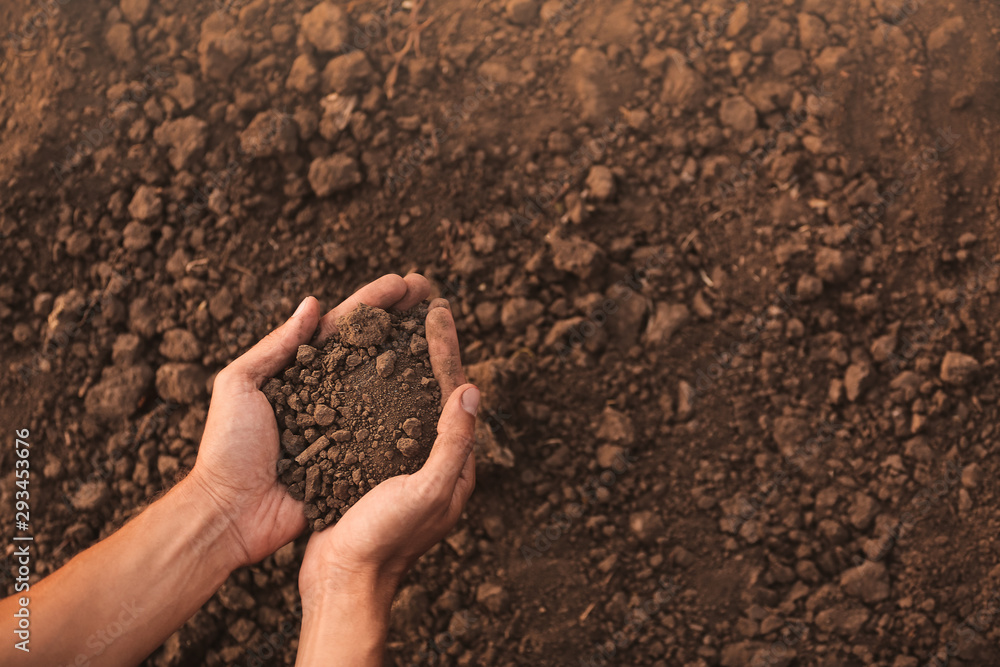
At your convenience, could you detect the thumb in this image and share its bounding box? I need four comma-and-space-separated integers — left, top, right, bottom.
418, 384, 480, 489
227, 296, 321, 386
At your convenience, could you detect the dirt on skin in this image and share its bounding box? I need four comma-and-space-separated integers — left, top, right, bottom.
264, 304, 440, 530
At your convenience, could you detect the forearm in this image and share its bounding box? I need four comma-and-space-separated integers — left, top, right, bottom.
0, 474, 242, 666
296, 572, 397, 667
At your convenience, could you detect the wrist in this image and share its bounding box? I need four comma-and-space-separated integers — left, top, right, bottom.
302, 563, 400, 615
297, 568, 397, 667
177, 470, 250, 572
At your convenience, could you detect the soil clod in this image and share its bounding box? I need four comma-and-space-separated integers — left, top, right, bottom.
266, 304, 440, 530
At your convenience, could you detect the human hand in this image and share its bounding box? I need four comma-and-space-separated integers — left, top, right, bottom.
187, 274, 433, 567
298, 298, 478, 605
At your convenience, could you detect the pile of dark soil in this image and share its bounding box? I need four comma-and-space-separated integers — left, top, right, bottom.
263, 304, 440, 531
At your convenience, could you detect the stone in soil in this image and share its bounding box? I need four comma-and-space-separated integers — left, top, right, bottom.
308, 154, 362, 196
240, 110, 298, 158
197, 16, 249, 80
265, 304, 441, 531
85, 364, 154, 420
321, 52, 374, 94
153, 116, 208, 171
301, 1, 350, 53
940, 351, 980, 386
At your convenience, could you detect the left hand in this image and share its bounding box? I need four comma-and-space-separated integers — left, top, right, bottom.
188, 274, 432, 566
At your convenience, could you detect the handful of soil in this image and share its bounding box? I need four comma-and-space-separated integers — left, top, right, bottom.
263, 303, 441, 531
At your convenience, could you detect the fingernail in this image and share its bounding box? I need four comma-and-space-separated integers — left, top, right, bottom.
461, 386, 480, 416
293, 297, 309, 318
429, 297, 451, 312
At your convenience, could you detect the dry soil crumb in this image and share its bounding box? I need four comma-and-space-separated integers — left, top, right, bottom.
263, 304, 440, 530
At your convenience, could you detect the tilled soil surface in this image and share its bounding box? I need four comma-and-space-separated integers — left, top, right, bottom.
266, 304, 440, 531
3, 0, 1000, 665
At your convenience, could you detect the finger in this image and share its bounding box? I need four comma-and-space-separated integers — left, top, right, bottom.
392, 273, 431, 311
417, 384, 479, 490
312, 274, 408, 344
428, 297, 450, 312
226, 296, 321, 387
276, 492, 308, 537
454, 445, 476, 507
426, 304, 466, 406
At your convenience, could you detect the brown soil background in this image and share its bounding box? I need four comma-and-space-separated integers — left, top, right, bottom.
2, 0, 1000, 665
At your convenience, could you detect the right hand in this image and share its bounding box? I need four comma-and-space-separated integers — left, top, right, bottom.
298, 299, 478, 601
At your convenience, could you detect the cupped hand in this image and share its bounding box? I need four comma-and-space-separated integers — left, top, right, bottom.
298, 299, 478, 602
188, 274, 433, 567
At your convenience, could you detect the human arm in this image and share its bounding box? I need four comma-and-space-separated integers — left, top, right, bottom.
0, 274, 432, 666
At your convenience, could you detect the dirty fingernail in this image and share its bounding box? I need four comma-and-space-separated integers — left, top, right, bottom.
293, 297, 310, 318
429, 297, 451, 311
461, 386, 480, 416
